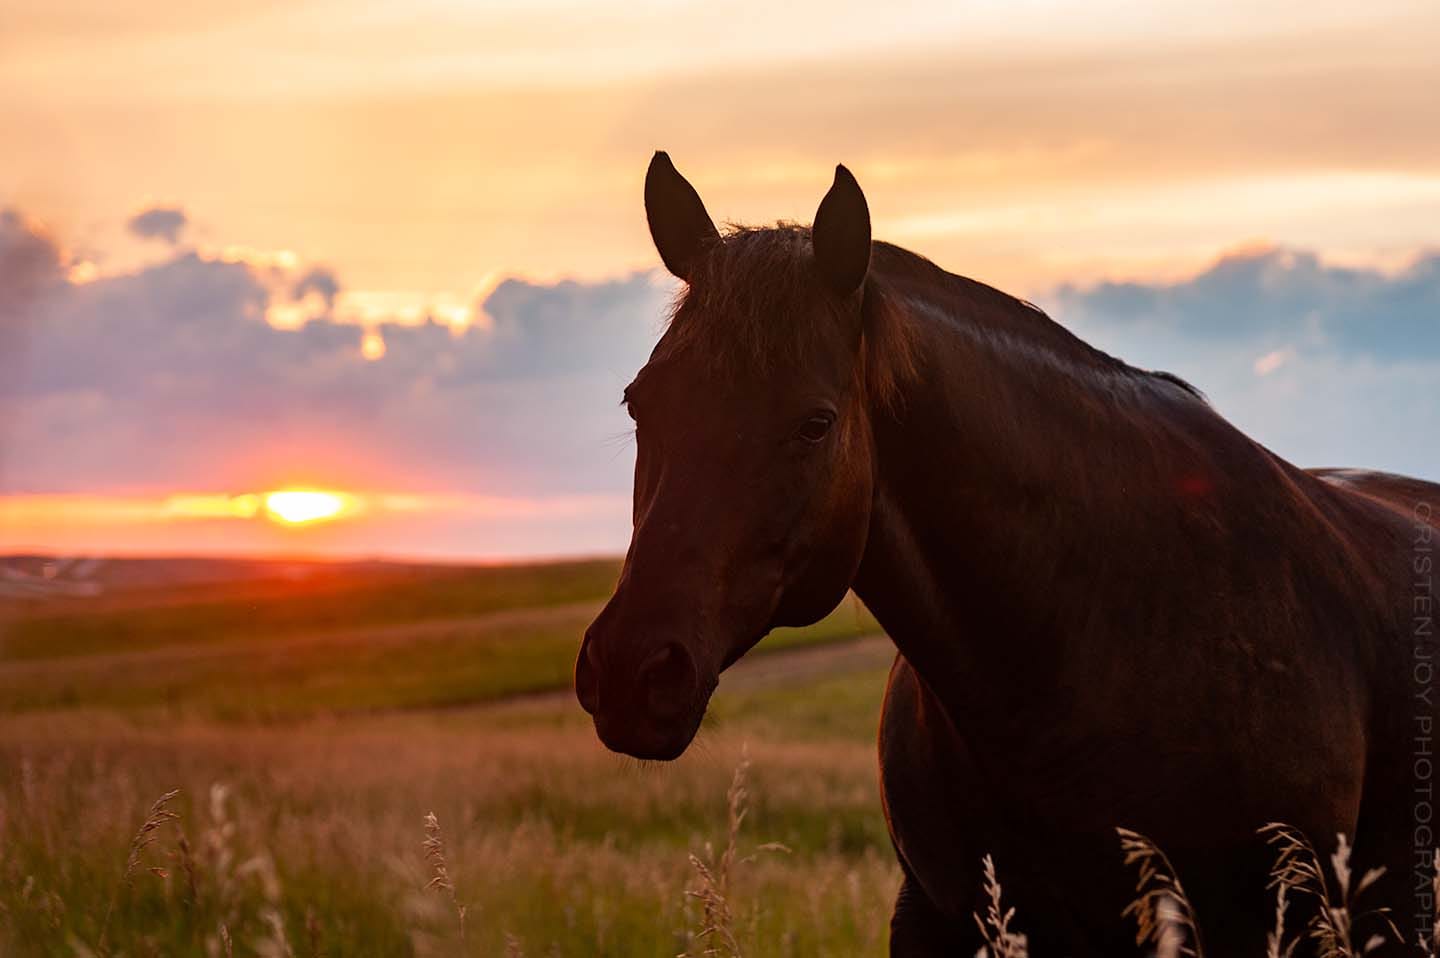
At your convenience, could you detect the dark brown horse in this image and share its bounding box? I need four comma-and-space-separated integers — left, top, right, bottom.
575, 152, 1439, 955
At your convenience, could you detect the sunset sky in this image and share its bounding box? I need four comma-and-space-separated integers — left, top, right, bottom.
2, 0, 1438, 559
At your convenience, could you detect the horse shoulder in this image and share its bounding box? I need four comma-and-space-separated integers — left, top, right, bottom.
878, 654, 990, 917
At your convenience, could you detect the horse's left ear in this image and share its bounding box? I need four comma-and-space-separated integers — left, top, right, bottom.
812, 165, 871, 297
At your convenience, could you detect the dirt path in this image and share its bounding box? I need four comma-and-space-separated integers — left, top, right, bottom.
487, 632, 894, 713
720, 634, 893, 690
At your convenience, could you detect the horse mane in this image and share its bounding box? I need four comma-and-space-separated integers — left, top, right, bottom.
658, 224, 919, 407
867, 240, 1206, 402
659, 224, 1202, 409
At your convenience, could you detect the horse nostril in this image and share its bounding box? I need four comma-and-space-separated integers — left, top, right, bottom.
575, 635, 600, 715
637, 642, 698, 718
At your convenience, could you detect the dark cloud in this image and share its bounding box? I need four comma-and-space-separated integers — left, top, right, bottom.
0, 210, 66, 409
0, 209, 65, 317
1053, 246, 1440, 361
292, 266, 340, 309
126, 206, 188, 244
1, 223, 668, 499
1045, 246, 1440, 478
480, 275, 668, 379
0, 211, 67, 487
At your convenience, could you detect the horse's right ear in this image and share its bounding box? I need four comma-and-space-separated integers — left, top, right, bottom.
812, 165, 870, 298
645, 151, 719, 282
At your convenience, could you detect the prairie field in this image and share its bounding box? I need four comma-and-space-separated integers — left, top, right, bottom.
0, 558, 899, 956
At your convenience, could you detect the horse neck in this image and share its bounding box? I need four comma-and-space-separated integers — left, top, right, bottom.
851, 279, 1286, 724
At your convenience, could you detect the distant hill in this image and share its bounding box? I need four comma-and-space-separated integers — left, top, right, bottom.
0, 554, 412, 601
0, 554, 616, 605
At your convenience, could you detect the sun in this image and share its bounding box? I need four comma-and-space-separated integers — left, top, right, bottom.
263, 490, 350, 525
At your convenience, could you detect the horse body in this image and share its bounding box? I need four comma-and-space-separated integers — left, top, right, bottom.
579, 154, 1438, 954
860, 247, 1437, 952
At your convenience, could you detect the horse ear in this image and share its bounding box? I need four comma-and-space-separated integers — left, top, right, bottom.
812, 164, 871, 297
645, 151, 719, 282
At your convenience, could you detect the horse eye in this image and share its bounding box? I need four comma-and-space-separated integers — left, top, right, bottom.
795, 413, 834, 443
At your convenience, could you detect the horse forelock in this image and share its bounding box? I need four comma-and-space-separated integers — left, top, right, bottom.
654, 224, 919, 408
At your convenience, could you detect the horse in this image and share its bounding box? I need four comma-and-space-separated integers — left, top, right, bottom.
575, 151, 1439, 955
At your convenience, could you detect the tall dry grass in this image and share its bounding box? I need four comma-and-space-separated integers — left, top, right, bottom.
422, 812, 467, 946
974, 854, 1028, 958
1260, 823, 1400, 957
1117, 827, 1203, 957
5, 749, 1436, 957
2, 695, 1432, 956
0, 707, 897, 956
97, 787, 181, 953
965, 822, 1433, 958
681, 747, 790, 957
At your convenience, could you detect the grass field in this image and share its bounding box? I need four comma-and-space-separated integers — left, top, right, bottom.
0, 558, 879, 720
0, 557, 899, 956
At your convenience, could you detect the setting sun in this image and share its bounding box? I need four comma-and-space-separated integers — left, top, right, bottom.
263, 490, 350, 525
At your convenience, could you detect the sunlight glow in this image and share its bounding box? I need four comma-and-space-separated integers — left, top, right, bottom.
340, 290, 475, 330
219, 246, 299, 270
263, 490, 351, 525
361, 329, 386, 360
66, 260, 99, 284
164, 494, 261, 519
1253, 348, 1294, 377
0, 490, 625, 530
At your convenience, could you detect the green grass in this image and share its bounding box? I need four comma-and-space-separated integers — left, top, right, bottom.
0, 557, 625, 662
0, 557, 897, 955
1, 561, 878, 720
0, 603, 878, 721
0, 670, 899, 957
709, 665, 892, 744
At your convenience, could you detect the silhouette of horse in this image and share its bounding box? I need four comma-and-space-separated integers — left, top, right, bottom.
576, 152, 1439, 955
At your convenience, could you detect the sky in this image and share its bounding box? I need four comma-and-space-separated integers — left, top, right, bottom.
1, 0, 1438, 559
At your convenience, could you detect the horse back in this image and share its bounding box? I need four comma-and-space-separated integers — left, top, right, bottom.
1304, 466, 1436, 772
1310, 468, 1440, 525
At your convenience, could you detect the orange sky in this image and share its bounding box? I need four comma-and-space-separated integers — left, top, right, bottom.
2, 1, 1439, 559
0, 489, 632, 560
4, 1, 1439, 297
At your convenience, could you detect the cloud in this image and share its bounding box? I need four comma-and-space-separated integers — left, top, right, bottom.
1046, 246, 1440, 477
479, 276, 669, 380
1252, 348, 1292, 376
0, 209, 65, 316
292, 267, 340, 310
2, 213, 670, 501
0, 210, 69, 403
126, 205, 188, 244
1053, 245, 1440, 361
